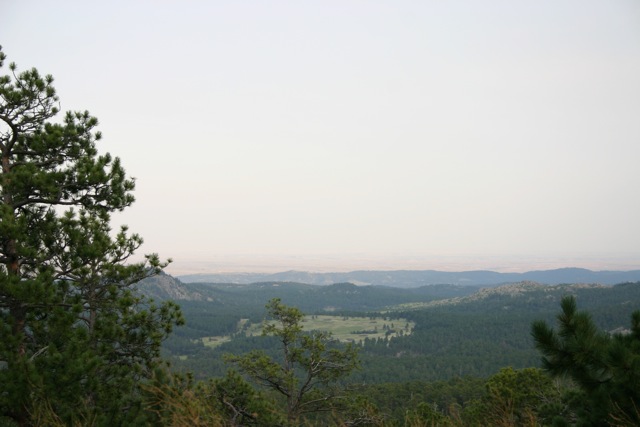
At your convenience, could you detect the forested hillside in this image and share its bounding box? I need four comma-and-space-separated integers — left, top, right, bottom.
178, 267, 640, 287
136, 276, 640, 425
139, 275, 640, 385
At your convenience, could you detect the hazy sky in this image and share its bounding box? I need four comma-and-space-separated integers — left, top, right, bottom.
2, 1, 640, 274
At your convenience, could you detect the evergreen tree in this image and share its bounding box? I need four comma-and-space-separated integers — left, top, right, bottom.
0, 47, 183, 425
532, 296, 640, 426
227, 298, 360, 425
471, 367, 562, 426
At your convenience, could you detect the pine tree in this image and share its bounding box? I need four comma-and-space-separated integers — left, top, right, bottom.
532, 295, 640, 426
0, 47, 183, 425
227, 298, 360, 425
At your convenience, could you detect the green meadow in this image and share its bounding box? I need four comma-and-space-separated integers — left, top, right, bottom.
202, 315, 414, 348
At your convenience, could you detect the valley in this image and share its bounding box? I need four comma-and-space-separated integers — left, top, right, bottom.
200, 314, 415, 349
133, 270, 640, 424
138, 271, 640, 383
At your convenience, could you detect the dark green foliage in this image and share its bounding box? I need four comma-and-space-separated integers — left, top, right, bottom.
532, 295, 640, 426
143, 368, 284, 426
348, 368, 564, 426
165, 281, 640, 386
354, 376, 485, 424
405, 401, 456, 426
475, 367, 562, 426
145, 279, 477, 312
0, 47, 183, 425
205, 370, 285, 426
227, 298, 360, 425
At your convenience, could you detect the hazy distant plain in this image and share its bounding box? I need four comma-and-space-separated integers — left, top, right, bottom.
165, 253, 640, 276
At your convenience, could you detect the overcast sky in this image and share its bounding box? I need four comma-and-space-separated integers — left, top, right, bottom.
2, 1, 640, 274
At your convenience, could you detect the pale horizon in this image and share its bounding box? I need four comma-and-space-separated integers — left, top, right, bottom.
162, 253, 640, 276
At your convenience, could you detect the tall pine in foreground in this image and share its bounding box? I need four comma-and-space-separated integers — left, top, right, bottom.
0, 47, 183, 426
228, 298, 360, 425
532, 296, 640, 426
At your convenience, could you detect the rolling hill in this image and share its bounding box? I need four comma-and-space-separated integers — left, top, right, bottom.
177, 267, 640, 287
138, 271, 640, 383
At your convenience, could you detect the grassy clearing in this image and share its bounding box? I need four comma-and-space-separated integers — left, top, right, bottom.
202, 335, 233, 348
202, 315, 415, 347
301, 315, 415, 343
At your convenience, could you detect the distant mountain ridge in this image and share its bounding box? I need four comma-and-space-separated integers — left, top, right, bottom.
177, 267, 640, 288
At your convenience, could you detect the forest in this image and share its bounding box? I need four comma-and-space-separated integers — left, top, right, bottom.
146, 276, 640, 426
1, 46, 640, 426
